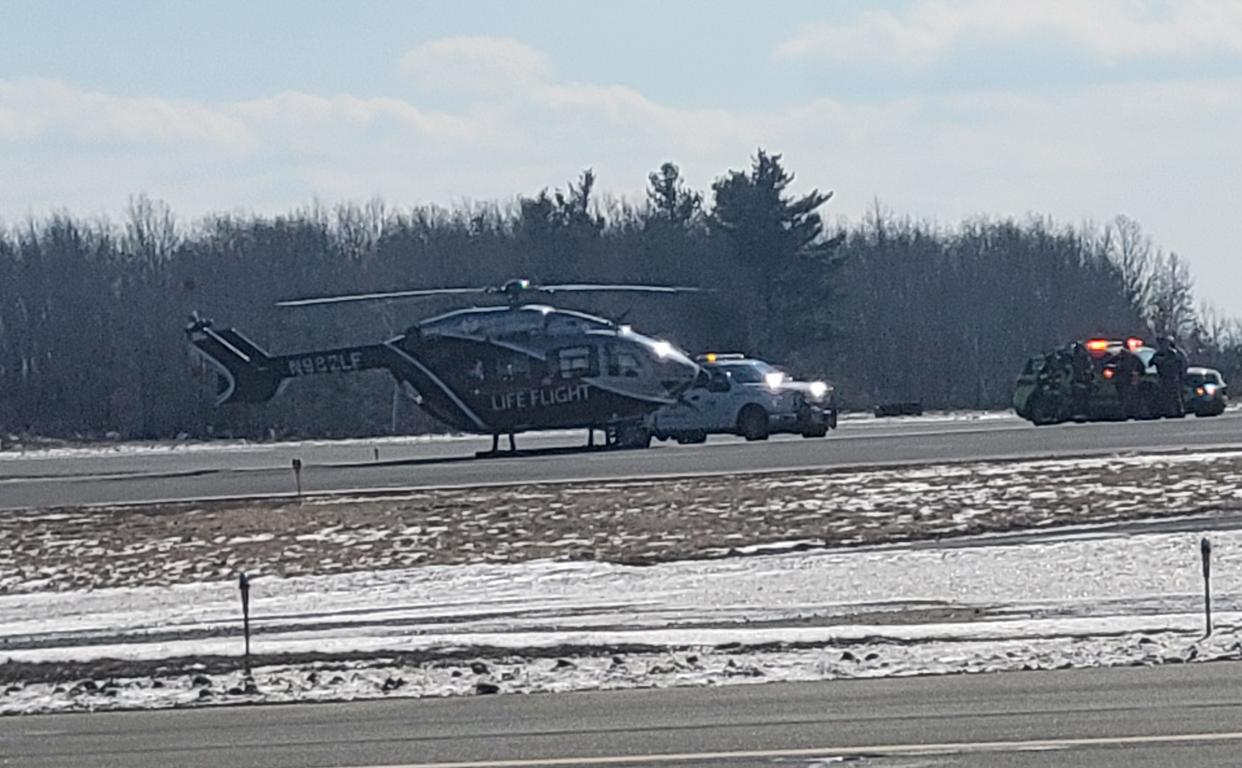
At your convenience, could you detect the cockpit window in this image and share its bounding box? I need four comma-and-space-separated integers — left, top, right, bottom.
606, 346, 642, 378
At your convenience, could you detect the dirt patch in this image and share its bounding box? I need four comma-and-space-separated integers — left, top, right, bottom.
3, 451, 1240, 593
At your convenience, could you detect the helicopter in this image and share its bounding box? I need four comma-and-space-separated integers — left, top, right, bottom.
186, 279, 704, 452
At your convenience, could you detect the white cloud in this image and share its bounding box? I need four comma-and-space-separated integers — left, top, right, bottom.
398, 36, 551, 93
232, 91, 491, 149
775, 1, 1242, 64
0, 78, 250, 146
2, 38, 1242, 313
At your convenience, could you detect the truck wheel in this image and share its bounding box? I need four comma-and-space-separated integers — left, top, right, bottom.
675, 431, 707, 444
738, 406, 770, 441
615, 424, 652, 449
801, 424, 829, 438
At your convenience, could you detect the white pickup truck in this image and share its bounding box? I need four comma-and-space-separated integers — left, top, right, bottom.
647, 354, 837, 443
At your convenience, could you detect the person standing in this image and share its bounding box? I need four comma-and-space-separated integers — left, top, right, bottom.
1114, 347, 1146, 419
1069, 342, 1093, 418
1151, 336, 1189, 417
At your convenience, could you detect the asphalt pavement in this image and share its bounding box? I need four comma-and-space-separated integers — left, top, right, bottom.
2, 411, 1240, 509
3, 663, 1242, 767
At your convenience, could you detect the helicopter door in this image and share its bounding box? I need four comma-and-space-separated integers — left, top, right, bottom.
494, 351, 535, 386
461, 356, 488, 397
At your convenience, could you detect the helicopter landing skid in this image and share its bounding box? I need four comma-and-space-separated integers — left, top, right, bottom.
473, 427, 647, 459
473, 443, 614, 460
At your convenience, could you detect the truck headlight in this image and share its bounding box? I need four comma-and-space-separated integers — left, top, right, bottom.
809, 381, 828, 401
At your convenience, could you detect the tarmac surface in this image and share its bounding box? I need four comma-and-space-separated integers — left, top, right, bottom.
3, 663, 1242, 767
2, 411, 1240, 509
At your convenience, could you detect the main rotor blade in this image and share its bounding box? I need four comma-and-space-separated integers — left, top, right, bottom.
539, 284, 707, 294
276, 287, 485, 307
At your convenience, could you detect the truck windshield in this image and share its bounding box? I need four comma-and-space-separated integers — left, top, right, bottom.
717, 361, 776, 384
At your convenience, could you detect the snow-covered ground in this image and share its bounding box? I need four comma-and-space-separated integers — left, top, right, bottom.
4, 447, 1240, 713
5, 449, 1241, 592
3, 519, 1240, 714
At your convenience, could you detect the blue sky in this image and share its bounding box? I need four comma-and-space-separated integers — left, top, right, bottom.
3, 0, 1242, 314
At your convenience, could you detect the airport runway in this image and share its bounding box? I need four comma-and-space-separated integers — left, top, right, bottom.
1, 411, 1240, 509
3, 663, 1242, 767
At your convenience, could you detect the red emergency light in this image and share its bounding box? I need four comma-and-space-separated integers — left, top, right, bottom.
1126, 337, 1144, 351
1085, 339, 1111, 353
1102, 367, 1116, 380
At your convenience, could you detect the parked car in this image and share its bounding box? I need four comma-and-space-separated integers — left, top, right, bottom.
1185, 366, 1228, 417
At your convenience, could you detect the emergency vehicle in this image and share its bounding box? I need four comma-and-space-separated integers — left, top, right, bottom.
647, 353, 837, 443
1013, 337, 1227, 424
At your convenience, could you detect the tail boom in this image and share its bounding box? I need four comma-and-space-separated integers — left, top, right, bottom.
186, 317, 390, 405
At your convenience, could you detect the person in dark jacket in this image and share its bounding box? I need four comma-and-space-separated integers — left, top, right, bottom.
1114, 348, 1147, 419
1069, 342, 1093, 418
1150, 336, 1189, 417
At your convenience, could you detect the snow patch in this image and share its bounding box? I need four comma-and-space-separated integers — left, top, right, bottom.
3, 522, 1239, 712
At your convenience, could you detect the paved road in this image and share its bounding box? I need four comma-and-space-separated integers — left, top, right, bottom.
4, 663, 1242, 767
2, 412, 1240, 509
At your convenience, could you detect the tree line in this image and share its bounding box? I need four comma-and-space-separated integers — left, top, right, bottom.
2, 151, 1237, 441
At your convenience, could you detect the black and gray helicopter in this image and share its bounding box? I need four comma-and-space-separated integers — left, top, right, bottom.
186, 279, 703, 451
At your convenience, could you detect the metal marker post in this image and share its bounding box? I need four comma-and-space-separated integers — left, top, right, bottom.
239, 572, 252, 676
292, 458, 303, 498
1201, 538, 1213, 637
